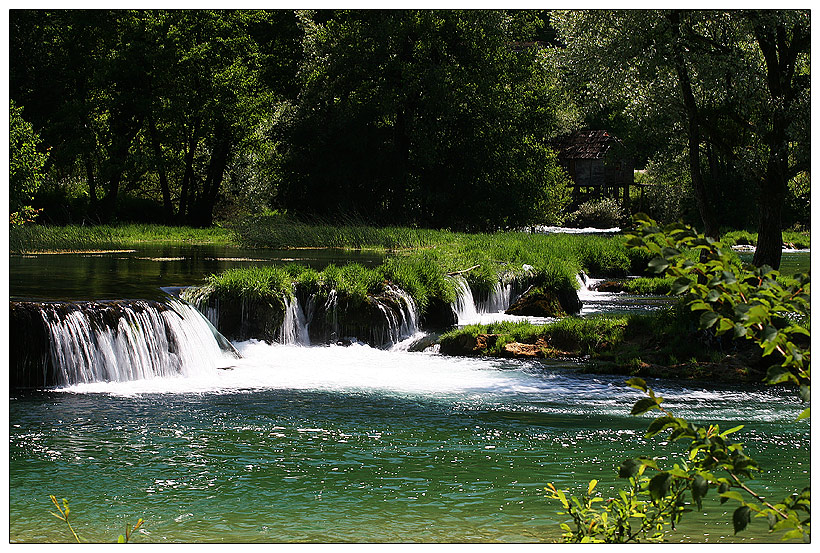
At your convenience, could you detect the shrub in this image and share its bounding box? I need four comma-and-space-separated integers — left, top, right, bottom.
566, 197, 626, 229
10, 100, 49, 223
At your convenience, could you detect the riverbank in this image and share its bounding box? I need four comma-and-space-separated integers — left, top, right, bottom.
9, 223, 236, 253
438, 311, 772, 383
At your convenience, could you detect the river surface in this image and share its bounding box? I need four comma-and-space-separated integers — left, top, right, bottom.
7, 246, 811, 543
9, 245, 385, 301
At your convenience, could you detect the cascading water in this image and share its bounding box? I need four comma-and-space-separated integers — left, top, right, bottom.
450, 275, 480, 324
449, 275, 526, 325
10, 297, 238, 388
270, 285, 420, 348
379, 284, 421, 348
279, 294, 310, 345
477, 281, 514, 314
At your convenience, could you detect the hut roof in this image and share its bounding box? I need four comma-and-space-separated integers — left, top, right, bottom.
553, 130, 624, 160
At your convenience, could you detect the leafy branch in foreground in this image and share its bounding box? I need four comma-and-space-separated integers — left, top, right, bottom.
50, 495, 80, 543
547, 215, 810, 543
49, 495, 144, 543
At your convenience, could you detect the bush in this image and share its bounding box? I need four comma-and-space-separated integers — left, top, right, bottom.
10, 100, 49, 222
566, 197, 626, 229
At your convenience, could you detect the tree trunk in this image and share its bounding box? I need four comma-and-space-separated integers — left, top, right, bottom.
747, 14, 809, 270
192, 121, 232, 227
179, 116, 201, 223
147, 114, 174, 223
97, 110, 143, 221
84, 154, 98, 212
752, 112, 788, 271
752, 169, 784, 270
667, 11, 720, 240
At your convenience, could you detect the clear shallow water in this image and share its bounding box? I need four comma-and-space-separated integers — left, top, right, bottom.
7, 248, 811, 543
736, 250, 811, 276
9, 343, 810, 543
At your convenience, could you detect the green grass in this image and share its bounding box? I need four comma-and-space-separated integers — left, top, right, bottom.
204, 266, 296, 301
722, 229, 810, 250
618, 277, 675, 295
441, 316, 636, 356
10, 223, 237, 253
438, 307, 708, 365
197, 219, 655, 320
231, 214, 449, 250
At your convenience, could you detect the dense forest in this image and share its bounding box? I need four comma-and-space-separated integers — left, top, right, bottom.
9, 9, 810, 267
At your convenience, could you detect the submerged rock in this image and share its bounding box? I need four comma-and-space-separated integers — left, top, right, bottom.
589, 280, 626, 293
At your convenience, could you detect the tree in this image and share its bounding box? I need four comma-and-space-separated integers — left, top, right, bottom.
9, 100, 49, 224
548, 215, 810, 542
10, 10, 151, 222
9, 9, 296, 226
744, 11, 810, 269
276, 9, 574, 231
551, 10, 810, 268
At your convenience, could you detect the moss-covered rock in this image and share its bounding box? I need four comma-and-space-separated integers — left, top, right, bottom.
504, 285, 582, 317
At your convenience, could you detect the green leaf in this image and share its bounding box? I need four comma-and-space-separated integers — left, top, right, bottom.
625, 377, 647, 392
761, 325, 778, 343
745, 304, 768, 324
796, 407, 810, 421
618, 458, 643, 479
699, 310, 720, 329
720, 490, 744, 503
733, 322, 748, 338
781, 529, 805, 541
716, 317, 734, 335
671, 277, 691, 295
798, 385, 810, 403
646, 416, 681, 436
647, 256, 670, 274
647, 472, 672, 501
118, 535, 126, 544
766, 365, 798, 385
720, 425, 744, 437
691, 474, 709, 510
732, 505, 752, 534
631, 397, 660, 416
689, 300, 711, 312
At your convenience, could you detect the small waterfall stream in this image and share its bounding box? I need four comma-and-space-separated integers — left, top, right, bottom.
14, 273, 586, 387
272, 284, 421, 348
279, 294, 311, 345
10, 297, 238, 388
450, 276, 480, 324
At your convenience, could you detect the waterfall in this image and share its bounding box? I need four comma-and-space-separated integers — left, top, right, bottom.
379, 284, 420, 346
450, 276, 480, 325
477, 281, 514, 314
11, 298, 237, 388
279, 294, 310, 346
450, 276, 515, 325
576, 272, 589, 292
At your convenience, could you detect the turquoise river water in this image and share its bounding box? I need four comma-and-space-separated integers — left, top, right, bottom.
7, 247, 811, 543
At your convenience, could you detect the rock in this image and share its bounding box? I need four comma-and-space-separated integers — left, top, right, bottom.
505, 291, 563, 317
438, 333, 498, 356
557, 286, 583, 314
500, 342, 543, 358
505, 285, 583, 317
590, 280, 626, 293
406, 332, 440, 352
420, 297, 458, 329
